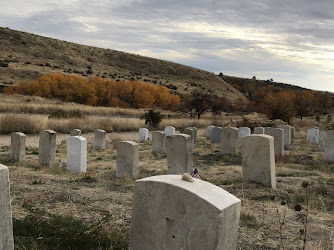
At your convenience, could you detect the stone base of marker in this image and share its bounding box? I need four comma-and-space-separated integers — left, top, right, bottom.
10, 132, 26, 162
220, 127, 238, 155
116, 141, 139, 178
138, 128, 149, 142
94, 129, 106, 149
71, 129, 81, 136
39, 130, 57, 166
152, 131, 166, 155
129, 175, 241, 250
67, 136, 87, 172
166, 134, 193, 174
0, 164, 14, 250
240, 134, 276, 188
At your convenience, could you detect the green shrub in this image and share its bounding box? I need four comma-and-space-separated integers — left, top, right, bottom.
142, 110, 162, 128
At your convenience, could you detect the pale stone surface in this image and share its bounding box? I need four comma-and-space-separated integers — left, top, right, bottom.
306, 128, 319, 144
291, 127, 295, 138
10, 132, 26, 162
254, 127, 264, 134
138, 128, 149, 142
182, 128, 195, 153
152, 131, 165, 155
191, 127, 198, 141
39, 130, 57, 166
166, 134, 193, 174
206, 125, 214, 139
324, 130, 334, 161
211, 126, 222, 144
129, 175, 241, 250
164, 126, 175, 137
116, 141, 139, 178
238, 127, 251, 146
220, 127, 238, 155
67, 136, 87, 172
240, 135, 276, 188
277, 125, 291, 149
94, 129, 106, 149
327, 114, 333, 123
264, 128, 284, 156
318, 131, 327, 152
71, 129, 81, 136
0, 164, 14, 250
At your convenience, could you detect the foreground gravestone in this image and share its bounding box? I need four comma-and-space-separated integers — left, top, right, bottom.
67, 136, 87, 172
0, 164, 14, 250
129, 175, 241, 250
238, 127, 251, 146
70, 129, 81, 136
277, 125, 291, 149
220, 127, 238, 155
324, 130, 334, 162
327, 114, 333, 123
94, 129, 106, 149
10, 132, 26, 162
211, 126, 222, 144
306, 128, 319, 144
116, 141, 139, 178
240, 135, 276, 188
138, 128, 149, 142
39, 130, 57, 166
206, 125, 214, 139
264, 128, 284, 156
164, 126, 175, 137
318, 131, 327, 152
254, 127, 264, 134
152, 131, 165, 155
166, 134, 192, 174
182, 128, 195, 153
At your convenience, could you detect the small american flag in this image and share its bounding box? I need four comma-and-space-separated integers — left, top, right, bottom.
191, 167, 201, 179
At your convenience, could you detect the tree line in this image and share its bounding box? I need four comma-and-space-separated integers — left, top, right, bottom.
3, 73, 180, 110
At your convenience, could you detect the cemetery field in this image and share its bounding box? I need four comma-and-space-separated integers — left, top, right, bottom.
0, 127, 334, 249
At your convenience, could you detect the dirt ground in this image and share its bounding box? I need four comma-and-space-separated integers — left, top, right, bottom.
1, 126, 334, 249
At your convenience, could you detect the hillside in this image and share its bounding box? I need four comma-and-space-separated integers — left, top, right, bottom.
0, 27, 245, 103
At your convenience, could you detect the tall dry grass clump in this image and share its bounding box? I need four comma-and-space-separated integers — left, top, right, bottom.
0, 114, 46, 134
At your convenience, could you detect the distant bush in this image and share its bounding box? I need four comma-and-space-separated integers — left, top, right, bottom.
142, 110, 163, 128
48, 109, 85, 119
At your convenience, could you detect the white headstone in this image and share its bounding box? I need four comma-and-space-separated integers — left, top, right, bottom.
254, 127, 264, 134
166, 134, 193, 174
94, 129, 106, 149
324, 130, 334, 162
10, 132, 26, 162
182, 128, 195, 153
327, 114, 332, 123
71, 129, 82, 136
306, 128, 319, 144
0, 164, 14, 250
39, 130, 57, 166
206, 125, 214, 139
238, 127, 251, 146
152, 131, 165, 155
290, 127, 295, 138
211, 126, 222, 144
116, 141, 139, 178
67, 136, 87, 172
129, 175, 241, 250
264, 128, 284, 156
164, 126, 175, 137
318, 131, 327, 152
138, 128, 149, 142
240, 134, 276, 188
220, 127, 238, 155
277, 125, 291, 149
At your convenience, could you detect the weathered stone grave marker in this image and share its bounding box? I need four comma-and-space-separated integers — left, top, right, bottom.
220, 127, 238, 155
39, 130, 57, 166
129, 175, 241, 250
138, 128, 149, 142
164, 126, 175, 137
264, 128, 284, 156
10, 132, 26, 162
94, 129, 106, 149
206, 125, 214, 139
306, 128, 319, 144
277, 125, 291, 149
67, 136, 87, 172
211, 126, 222, 144
116, 141, 139, 178
71, 129, 81, 136
152, 131, 165, 155
238, 127, 251, 146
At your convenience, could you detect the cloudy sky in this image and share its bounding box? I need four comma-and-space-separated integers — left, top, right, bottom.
1, 0, 333, 92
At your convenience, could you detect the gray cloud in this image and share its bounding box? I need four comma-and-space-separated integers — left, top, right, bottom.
0, 0, 333, 91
